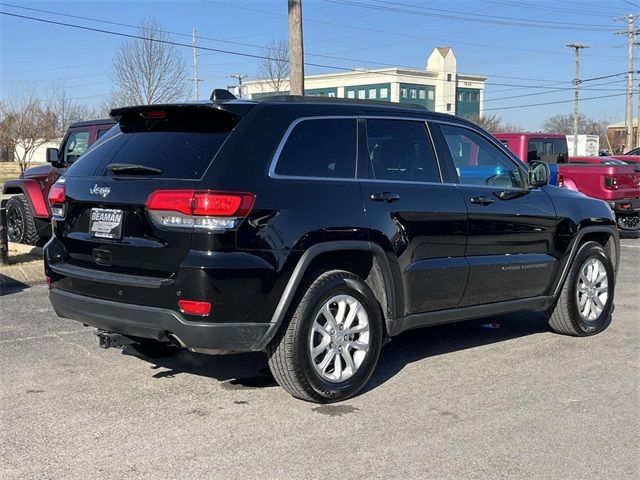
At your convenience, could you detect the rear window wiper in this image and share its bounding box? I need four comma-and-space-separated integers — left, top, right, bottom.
107, 163, 163, 175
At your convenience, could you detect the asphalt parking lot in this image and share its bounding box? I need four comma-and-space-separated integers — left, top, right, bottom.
1, 239, 638, 480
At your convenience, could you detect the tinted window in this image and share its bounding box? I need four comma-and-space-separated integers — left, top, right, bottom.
441, 124, 524, 189
275, 118, 357, 178
527, 138, 568, 164
97, 128, 112, 139
63, 130, 90, 164
365, 119, 440, 182
65, 112, 235, 179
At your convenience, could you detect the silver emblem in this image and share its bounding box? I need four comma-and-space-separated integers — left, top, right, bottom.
89, 184, 111, 198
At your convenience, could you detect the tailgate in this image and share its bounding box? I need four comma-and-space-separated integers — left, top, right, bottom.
51, 105, 242, 279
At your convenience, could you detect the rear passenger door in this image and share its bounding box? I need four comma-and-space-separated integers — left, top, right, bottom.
358, 117, 468, 315
432, 122, 558, 306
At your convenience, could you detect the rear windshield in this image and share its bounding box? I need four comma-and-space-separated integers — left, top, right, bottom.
527, 138, 568, 164
65, 109, 237, 179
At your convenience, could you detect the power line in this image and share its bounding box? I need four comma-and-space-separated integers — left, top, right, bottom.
323, 0, 617, 32
483, 92, 629, 112
3, 8, 635, 101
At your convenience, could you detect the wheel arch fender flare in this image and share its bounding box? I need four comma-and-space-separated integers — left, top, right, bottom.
3, 179, 49, 218
552, 225, 620, 298
258, 240, 398, 350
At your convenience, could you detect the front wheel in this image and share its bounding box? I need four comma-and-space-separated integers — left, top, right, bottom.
268, 270, 384, 403
548, 241, 615, 336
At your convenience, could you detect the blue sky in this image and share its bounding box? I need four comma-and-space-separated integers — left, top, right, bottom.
0, 0, 637, 130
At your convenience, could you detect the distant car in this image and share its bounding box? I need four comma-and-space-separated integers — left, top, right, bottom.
494, 133, 640, 231
2, 119, 116, 244
46, 92, 620, 403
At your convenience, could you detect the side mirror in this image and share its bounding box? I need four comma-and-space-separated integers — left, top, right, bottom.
528, 160, 550, 188
46, 148, 59, 163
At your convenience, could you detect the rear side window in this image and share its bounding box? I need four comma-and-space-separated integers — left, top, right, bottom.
365, 118, 440, 183
65, 109, 236, 179
274, 118, 357, 178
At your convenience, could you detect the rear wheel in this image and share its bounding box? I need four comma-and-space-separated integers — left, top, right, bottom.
617, 214, 639, 231
268, 270, 384, 403
548, 241, 614, 336
6, 194, 39, 245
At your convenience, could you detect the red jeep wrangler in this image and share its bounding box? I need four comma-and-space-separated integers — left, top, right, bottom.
3, 119, 115, 244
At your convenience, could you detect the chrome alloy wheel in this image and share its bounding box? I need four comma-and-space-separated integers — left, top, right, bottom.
576, 258, 609, 322
309, 294, 371, 383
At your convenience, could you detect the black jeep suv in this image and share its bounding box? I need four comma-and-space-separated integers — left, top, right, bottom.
45, 93, 619, 402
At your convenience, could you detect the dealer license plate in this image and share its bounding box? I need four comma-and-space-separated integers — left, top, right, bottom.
89, 208, 123, 239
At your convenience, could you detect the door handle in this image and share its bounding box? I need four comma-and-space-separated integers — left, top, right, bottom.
469, 195, 495, 206
370, 192, 400, 203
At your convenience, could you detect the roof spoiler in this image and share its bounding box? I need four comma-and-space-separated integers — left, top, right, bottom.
210, 89, 237, 102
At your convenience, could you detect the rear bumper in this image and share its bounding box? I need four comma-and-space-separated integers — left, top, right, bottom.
49, 288, 271, 354
608, 197, 640, 213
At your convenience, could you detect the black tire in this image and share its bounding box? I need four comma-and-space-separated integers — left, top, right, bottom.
6, 194, 39, 245
548, 241, 615, 336
267, 270, 384, 403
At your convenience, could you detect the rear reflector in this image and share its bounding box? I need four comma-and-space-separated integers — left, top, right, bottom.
145, 190, 255, 231
178, 300, 211, 316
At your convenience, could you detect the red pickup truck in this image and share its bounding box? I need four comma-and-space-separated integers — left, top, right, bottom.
2, 119, 115, 244
494, 133, 640, 231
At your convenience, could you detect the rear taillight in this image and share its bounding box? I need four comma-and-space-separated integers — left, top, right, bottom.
145, 190, 255, 231
604, 176, 618, 190
558, 174, 564, 188
47, 183, 66, 218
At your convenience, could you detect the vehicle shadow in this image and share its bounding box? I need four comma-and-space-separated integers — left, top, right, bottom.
0, 274, 29, 296
125, 311, 550, 395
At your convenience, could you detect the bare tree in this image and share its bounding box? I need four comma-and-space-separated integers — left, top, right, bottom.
109, 18, 189, 107
0, 92, 57, 175
257, 38, 290, 93
51, 90, 91, 138
470, 113, 523, 133
543, 113, 609, 145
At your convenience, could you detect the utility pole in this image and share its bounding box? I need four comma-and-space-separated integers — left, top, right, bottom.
192, 28, 203, 100
567, 43, 589, 156
288, 0, 305, 95
229, 74, 247, 98
616, 15, 638, 151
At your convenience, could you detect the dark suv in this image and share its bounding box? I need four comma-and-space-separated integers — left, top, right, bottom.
45, 93, 619, 403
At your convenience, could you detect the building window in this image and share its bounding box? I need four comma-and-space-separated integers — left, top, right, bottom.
347, 90, 355, 99
418, 89, 426, 100
328, 92, 336, 97
401, 88, 407, 98
358, 89, 366, 99
380, 88, 388, 98
369, 89, 377, 99
427, 90, 434, 100
446, 103, 452, 112
447, 74, 452, 82
458, 93, 463, 102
